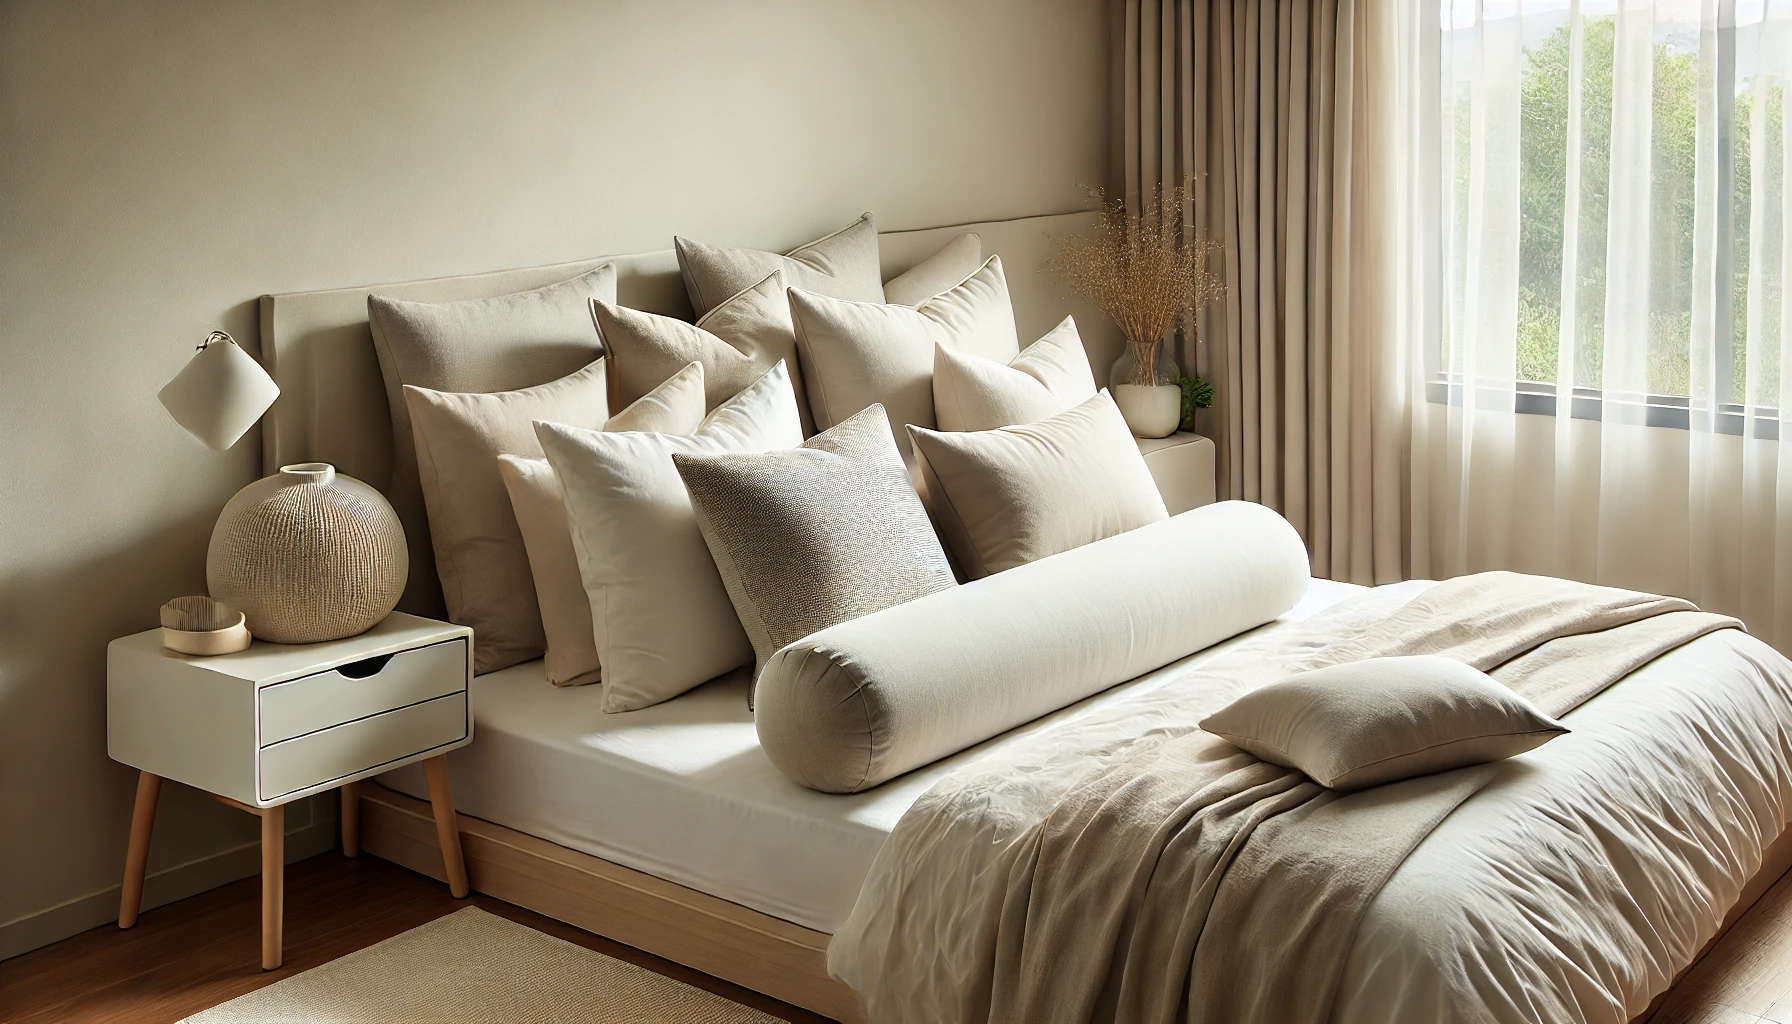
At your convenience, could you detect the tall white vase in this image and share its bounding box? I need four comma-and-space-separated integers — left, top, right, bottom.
1111, 384, 1182, 438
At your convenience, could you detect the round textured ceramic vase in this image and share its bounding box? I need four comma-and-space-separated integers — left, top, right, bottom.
207, 463, 408, 644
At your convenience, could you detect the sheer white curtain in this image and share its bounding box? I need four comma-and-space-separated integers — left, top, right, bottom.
1395, 0, 1792, 648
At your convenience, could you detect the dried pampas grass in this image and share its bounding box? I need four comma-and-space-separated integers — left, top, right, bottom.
1050, 182, 1225, 386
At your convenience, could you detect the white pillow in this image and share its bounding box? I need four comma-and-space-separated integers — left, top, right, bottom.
882, 232, 984, 307
676, 213, 884, 317
536, 362, 805, 712
932, 315, 1096, 431
788, 255, 1021, 457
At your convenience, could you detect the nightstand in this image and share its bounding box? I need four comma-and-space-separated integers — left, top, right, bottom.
107, 612, 474, 969
1136, 432, 1217, 515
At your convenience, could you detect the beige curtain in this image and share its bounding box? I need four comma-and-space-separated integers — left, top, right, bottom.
1111, 0, 1407, 585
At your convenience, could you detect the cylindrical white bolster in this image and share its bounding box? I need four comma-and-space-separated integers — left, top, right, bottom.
755, 501, 1311, 793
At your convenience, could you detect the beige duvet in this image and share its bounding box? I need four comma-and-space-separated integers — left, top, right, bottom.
831, 578, 1792, 1024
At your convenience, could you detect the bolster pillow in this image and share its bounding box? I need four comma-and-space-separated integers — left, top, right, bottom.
754, 501, 1311, 793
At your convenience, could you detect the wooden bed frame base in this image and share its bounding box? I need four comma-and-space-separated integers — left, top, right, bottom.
359, 781, 1792, 1024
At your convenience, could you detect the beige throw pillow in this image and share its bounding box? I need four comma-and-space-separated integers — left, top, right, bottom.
494, 363, 707, 688
789, 255, 1021, 457
907, 391, 1168, 578
676, 213, 884, 317
537, 362, 805, 712
594, 274, 815, 436
933, 315, 1096, 431
882, 232, 984, 307
673, 405, 957, 706
369, 263, 617, 615
403, 359, 610, 674
1200, 656, 1570, 791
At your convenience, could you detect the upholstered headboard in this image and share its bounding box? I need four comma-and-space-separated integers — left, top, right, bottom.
256, 210, 1119, 485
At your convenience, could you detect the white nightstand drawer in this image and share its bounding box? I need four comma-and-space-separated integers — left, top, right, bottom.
259, 691, 467, 800
259, 638, 468, 746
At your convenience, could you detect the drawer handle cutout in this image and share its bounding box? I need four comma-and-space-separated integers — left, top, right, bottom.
337, 654, 395, 679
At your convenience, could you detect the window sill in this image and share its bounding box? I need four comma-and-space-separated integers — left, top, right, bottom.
1423, 379, 1781, 440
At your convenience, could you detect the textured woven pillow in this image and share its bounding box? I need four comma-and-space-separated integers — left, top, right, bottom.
536, 362, 804, 712
673, 405, 957, 705
494, 363, 707, 688
907, 391, 1168, 578
369, 263, 616, 615
1200, 656, 1570, 791
403, 359, 610, 673
882, 232, 984, 307
595, 274, 815, 436
676, 213, 884, 318
933, 315, 1096, 431
788, 255, 1021, 457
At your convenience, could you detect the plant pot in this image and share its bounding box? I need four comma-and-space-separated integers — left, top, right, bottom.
1111, 384, 1182, 439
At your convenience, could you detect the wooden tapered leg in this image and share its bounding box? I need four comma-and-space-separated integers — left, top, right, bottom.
261, 804, 284, 970
423, 755, 469, 898
340, 781, 361, 857
118, 772, 162, 928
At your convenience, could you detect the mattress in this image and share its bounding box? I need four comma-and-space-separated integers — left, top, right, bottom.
379, 576, 1369, 933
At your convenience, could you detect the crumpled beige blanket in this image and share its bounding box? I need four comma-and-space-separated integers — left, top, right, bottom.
842, 571, 1739, 1024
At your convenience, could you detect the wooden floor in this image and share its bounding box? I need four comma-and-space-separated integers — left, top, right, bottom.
8, 849, 1792, 1023
0, 851, 829, 1024
1653, 867, 1792, 1024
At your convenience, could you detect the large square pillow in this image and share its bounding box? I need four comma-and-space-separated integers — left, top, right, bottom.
882, 231, 984, 307
673, 404, 956, 705
369, 263, 617, 614
1199, 656, 1569, 791
495, 363, 707, 688
537, 362, 804, 712
676, 213, 883, 318
907, 391, 1168, 578
933, 316, 1096, 431
788, 255, 1020, 457
403, 358, 609, 673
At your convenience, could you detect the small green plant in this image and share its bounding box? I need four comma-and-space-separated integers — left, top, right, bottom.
1178, 375, 1213, 431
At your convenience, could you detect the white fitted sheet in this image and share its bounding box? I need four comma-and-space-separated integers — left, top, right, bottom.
379, 577, 1367, 932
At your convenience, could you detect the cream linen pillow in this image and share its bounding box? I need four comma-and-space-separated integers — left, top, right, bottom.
1200, 656, 1570, 791
673, 405, 957, 706
494, 363, 707, 688
788, 255, 1021, 456
933, 315, 1096, 431
537, 362, 805, 712
403, 359, 609, 673
676, 213, 884, 317
594, 274, 815, 436
369, 264, 616, 616
907, 391, 1168, 578
882, 232, 984, 307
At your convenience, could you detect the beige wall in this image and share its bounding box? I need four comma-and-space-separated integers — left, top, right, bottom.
0, 0, 1106, 957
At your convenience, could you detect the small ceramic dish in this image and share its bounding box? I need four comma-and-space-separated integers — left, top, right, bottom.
160, 596, 253, 656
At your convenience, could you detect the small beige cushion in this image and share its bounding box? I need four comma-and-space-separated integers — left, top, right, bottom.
494, 364, 706, 688
933, 315, 1096, 431
907, 391, 1168, 578
369, 264, 617, 615
789, 255, 1021, 457
676, 213, 884, 317
403, 359, 610, 674
882, 232, 984, 307
673, 405, 956, 705
536, 362, 805, 712
595, 274, 814, 435
1200, 656, 1570, 791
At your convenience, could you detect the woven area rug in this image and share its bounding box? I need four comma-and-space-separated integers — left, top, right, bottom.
181, 907, 782, 1023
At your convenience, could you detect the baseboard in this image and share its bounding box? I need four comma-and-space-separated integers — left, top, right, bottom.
0, 807, 338, 962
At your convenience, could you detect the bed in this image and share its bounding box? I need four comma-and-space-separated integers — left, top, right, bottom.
259, 212, 1792, 1024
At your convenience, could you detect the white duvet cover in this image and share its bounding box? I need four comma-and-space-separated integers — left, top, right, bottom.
831, 580, 1792, 1023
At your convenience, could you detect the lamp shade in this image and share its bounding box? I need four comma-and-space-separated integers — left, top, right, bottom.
157, 332, 281, 450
